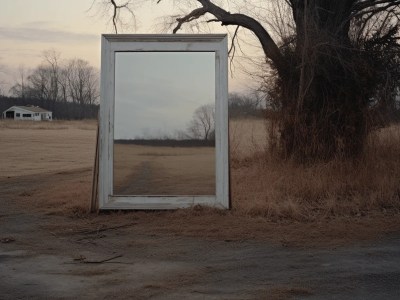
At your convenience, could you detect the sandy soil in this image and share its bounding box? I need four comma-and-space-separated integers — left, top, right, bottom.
1, 120, 400, 299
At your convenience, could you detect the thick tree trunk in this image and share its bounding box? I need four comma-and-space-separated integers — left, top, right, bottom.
279, 75, 368, 160
276, 0, 369, 161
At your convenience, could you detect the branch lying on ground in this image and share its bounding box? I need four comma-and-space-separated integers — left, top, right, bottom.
82, 254, 123, 264
78, 222, 138, 235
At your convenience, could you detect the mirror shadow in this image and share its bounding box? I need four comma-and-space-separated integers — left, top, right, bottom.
113, 52, 216, 196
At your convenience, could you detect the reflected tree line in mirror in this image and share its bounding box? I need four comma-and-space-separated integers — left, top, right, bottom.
114, 102, 215, 147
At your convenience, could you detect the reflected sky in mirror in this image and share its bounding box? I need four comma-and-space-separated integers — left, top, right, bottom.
114, 52, 215, 140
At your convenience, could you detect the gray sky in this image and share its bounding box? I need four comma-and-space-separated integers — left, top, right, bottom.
114, 52, 215, 140
0, 1, 265, 95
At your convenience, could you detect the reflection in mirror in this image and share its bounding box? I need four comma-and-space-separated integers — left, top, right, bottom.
113, 52, 216, 196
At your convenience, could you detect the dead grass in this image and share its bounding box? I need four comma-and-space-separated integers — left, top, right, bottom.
3, 118, 400, 245
6, 159, 399, 247
4, 118, 399, 222
0, 120, 96, 177
11, 169, 93, 217
229, 117, 268, 161
229, 119, 400, 221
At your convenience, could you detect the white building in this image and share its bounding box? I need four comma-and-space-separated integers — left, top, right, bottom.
2, 106, 53, 121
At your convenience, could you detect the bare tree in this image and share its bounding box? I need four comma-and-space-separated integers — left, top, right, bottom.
58, 66, 70, 103
9, 66, 29, 99
188, 103, 215, 140
8, 51, 99, 119
67, 59, 98, 106
0, 83, 4, 97
16, 51, 62, 107
27, 66, 53, 101
43, 50, 62, 104
99, 0, 400, 161
0, 63, 6, 96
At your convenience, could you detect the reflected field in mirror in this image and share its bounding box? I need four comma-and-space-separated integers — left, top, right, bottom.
113, 52, 215, 195
114, 142, 215, 195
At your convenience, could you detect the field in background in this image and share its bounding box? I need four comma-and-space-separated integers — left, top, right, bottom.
0, 120, 96, 177
1, 118, 399, 221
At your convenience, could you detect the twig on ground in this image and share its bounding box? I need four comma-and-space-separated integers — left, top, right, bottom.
82, 254, 123, 264
76, 222, 138, 236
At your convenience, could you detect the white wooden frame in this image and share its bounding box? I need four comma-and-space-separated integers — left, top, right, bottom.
98, 34, 229, 210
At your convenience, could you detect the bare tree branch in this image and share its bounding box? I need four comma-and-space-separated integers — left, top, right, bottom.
351, 1, 400, 20
228, 25, 240, 75
93, 0, 137, 34
173, 7, 208, 33
172, 0, 285, 74
228, 25, 240, 57
109, 0, 136, 33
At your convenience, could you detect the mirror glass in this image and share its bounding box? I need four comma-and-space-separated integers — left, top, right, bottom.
113, 52, 216, 196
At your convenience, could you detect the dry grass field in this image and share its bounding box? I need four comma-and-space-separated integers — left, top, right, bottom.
0, 118, 400, 241
114, 144, 215, 195
0, 120, 96, 177
1, 118, 400, 222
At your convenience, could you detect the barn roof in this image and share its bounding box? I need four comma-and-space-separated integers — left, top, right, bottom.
6, 106, 51, 113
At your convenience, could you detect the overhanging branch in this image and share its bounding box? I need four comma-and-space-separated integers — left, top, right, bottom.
173, 7, 207, 33
172, 0, 285, 74
109, 0, 135, 34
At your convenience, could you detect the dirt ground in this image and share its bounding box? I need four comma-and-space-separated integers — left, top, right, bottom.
1, 120, 400, 299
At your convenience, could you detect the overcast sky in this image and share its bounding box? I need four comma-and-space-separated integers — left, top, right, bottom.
0, 0, 179, 68
0, 0, 265, 95
114, 52, 215, 140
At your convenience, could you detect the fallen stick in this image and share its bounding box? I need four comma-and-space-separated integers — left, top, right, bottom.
77, 222, 138, 236
82, 254, 123, 264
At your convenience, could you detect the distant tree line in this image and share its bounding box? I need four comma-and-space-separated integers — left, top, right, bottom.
228, 92, 266, 119
2, 50, 99, 120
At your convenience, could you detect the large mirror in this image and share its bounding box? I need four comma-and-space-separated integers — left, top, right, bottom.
113, 52, 216, 195
98, 34, 229, 210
